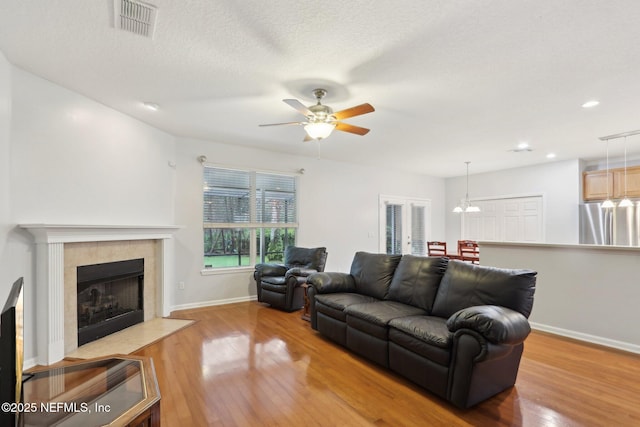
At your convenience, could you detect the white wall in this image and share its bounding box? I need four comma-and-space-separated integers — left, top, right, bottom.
481, 242, 640, 354
3, 66, 177, 363
445, 160, 581, 249
172, 137, 445, 309
0, 52, 18, 318
0, 54, 35, 359
10, 69, 177, 225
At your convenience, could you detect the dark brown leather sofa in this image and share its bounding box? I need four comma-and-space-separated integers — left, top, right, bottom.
306, 252, 536, 408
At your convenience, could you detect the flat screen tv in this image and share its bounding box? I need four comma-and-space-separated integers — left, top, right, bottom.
0, 277, 24, 427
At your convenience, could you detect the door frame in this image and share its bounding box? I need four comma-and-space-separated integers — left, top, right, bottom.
378, 194, 432, 255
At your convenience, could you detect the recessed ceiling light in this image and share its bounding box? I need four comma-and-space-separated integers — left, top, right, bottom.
582, 100, 599, 108
509, 142, 533, 153
546, 153, 556, 159
143, 102, 159, 111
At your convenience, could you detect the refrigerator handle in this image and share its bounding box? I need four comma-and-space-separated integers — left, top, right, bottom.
606, 208, 613, 245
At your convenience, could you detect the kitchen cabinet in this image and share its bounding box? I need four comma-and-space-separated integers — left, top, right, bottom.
584, 165, 640, 201
583, 170, 613, 201
613, 166, 640, 198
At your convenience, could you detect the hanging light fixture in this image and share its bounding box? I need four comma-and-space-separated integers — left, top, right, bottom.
599, 129, 640, 207
619, 136, 633, 207
453, 161, 481, 213
601, 140, 616, 208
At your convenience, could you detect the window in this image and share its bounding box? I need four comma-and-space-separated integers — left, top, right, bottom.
203, 166, 297, 269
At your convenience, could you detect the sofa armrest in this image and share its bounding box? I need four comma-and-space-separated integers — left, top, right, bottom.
285, 267, 318, 279
446, 305, 531, 345
254, 263, 287, 279
307, 272, 356, 294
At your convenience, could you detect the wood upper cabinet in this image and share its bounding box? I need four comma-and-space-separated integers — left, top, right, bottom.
613, 166, 640, 198
584, 165, 640, 201
583, 170, 613, 201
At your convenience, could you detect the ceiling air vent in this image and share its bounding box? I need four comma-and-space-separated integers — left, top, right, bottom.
114, 0, 157, 38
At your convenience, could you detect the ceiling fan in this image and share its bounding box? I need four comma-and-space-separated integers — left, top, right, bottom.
259, 88, 375, 141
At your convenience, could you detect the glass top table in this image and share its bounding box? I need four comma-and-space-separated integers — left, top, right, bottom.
22, 355, 160, 427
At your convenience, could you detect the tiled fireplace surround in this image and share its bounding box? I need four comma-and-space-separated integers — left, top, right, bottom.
20, 224, 180, 365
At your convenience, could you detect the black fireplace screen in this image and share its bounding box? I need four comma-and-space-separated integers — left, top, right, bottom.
77, 258, 144, 346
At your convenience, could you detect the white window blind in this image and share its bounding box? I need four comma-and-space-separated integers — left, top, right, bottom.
203, 166, 298, 269
256, 173, 297, 225
203, 167, 298, 228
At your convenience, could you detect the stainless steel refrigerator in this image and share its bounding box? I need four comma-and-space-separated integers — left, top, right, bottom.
579, 202, 640, 246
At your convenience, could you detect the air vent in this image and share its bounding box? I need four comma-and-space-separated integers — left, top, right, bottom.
114, 0, 157, 38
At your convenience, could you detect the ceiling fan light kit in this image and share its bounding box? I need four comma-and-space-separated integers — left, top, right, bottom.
304, 122, 336, 139
260, 88, 374, 141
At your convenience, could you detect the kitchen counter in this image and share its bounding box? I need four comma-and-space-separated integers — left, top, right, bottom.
480, 241, 640, 252
478, 241, 640, 354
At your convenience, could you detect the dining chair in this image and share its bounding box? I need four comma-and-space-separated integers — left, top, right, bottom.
427, 241, 447, 256
458, 240, 480, 264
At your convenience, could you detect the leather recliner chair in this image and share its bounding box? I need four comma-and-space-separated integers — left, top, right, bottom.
254, 246, 327, 312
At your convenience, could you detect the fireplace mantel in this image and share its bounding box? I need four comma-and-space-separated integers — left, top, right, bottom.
20, 224, 181, 243
20, 224, 181, 365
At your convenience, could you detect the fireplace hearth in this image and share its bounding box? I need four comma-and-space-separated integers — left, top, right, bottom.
77, 258, 144, 346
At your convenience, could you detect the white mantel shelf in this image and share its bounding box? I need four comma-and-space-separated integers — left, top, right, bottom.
19, 224, 183, 243
20, 223, 181, 365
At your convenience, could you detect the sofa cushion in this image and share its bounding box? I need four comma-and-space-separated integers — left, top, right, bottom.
345, 301, 427, 327
315, 293, 378, 322
389, 315, 452, 348
386, 255, 448, 312
345, 301, 426, 340
350, 252, 402, 299
261, 276, 286, 286
431, 260, 537, 319
388, 316, 452, 366
260, 277, 287, 293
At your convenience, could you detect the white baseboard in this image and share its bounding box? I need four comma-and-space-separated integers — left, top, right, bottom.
531, 322, 640, 354
24, 357, 38, 370
170, 295, 258, 313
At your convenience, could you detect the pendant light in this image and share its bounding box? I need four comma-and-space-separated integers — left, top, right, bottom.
618, 136, 633, 207
602, 140, 615, 208
453, 161, 480, 213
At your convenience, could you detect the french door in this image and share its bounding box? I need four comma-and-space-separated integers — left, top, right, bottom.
379, 196, 431, 255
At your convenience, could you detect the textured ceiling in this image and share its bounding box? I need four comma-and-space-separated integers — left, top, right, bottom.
1, 0, 640, 177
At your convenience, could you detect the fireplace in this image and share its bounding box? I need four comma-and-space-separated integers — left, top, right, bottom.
77, 258, 145, 346
19, 224, 180, 365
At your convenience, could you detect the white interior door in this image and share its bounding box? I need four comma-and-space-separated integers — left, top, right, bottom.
380, 196, 431, 255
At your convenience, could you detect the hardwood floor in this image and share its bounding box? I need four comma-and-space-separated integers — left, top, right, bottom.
133, 302, 640, 426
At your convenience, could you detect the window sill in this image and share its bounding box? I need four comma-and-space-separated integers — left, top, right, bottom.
200, 266, 254, 276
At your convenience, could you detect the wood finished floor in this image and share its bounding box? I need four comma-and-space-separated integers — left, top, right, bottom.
133, 302, 640, 426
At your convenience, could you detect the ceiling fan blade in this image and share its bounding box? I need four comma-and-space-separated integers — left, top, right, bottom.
332, 103, 375, 120
283, 99, 313, 117
303, 134, 313, 142
259, 121, 304, 127
335, 122, 370, 136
